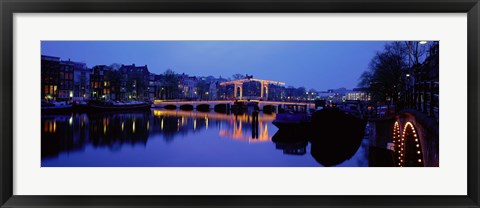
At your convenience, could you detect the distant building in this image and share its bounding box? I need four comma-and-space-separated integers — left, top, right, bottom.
208, 81, 217, 100
267, 84, 285, 101
178, 74, 198, 99
316, 91, 334, 100
328, 87, 348, 103
346, 88, 371, 101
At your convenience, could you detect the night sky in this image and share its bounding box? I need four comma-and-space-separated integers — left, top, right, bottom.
41, 41, 389, 91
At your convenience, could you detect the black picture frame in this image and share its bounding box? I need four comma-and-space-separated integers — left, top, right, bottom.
1, 0, 479, 207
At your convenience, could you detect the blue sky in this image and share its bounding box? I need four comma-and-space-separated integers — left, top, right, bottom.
41, 41, 388, 91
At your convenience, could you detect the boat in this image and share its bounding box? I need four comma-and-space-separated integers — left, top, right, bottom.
41, 100, 73, 114
309, 108, 367, 166
337, 100, 366, 119
272, 104, 311, 129
87, 100, 151, 112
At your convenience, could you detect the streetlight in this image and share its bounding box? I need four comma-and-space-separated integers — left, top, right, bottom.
419, 40, 427, 44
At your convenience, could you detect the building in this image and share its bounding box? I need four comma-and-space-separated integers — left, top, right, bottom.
57, 59, 75, 101
346, 88, 371, 101
41, 55, 61, 101
71, 61, 90, 101
178, 74, 198, 99
316, 91, 334, 100
208, 81, 217, 100
89, 65, 111, 100
120, 64, 151, 101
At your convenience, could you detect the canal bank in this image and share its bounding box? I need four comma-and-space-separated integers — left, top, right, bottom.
366, 109, 439, 167
367, 118, 395, 167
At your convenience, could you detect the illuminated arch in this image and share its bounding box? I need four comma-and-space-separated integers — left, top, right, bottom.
236, 86, 242, 98
396, 122, 424, 167
392, 121, 401, 166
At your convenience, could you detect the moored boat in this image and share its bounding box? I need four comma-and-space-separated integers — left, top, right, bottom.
41, 101, 73, 114
87, 100, 151, 112
309, 108, 367, 166
272, 104, 311, 130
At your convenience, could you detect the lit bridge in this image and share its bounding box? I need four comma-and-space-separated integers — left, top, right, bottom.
391, 111, 439, 167
153, 100, 315, 112
370, 110, 439, 167
219, 77, 285, 100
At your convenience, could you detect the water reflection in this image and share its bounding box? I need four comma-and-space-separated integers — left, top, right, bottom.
272, 129, 308, 155
41, 109, 369, 167
153, 109, 274, 142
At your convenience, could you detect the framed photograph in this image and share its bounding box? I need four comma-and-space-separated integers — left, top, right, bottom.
1, 0, 479, 207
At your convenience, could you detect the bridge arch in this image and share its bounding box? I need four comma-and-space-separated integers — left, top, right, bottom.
179, 104, 194, 111
214, 103, 230, 113
393, 121, 424, 167
164, 104, 177, 110
236, 86, 242, 98
392, 121, 401, 166
219, 77, 284, 100
261, 84, 268, 100
394, 110, 438, 167
262, 104, 275, 113
196, 104, 211, 112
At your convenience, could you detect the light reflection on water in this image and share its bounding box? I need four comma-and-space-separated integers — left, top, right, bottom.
41, 109, 368, 167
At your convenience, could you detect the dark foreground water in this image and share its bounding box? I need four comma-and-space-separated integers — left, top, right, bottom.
41, 109, 369, 167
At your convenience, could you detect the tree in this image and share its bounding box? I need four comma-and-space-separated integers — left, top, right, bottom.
109, 63, 122, 71
163, 69, 179, 100
358, 41, 409, 104
232, 74, 245, 80
404, 41, 428, 68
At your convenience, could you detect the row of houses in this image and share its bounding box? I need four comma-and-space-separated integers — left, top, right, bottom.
41, 55, 223, 102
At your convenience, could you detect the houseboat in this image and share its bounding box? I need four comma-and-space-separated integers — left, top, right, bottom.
87, 100, 151, 112
41, 100, 72, 114
272, 104, 311, 129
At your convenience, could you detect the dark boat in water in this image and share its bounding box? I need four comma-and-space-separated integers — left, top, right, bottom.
87, 100, 151, 112
309, 108, 366, 166
41, 101, 73, 114
272, 129, 309, 155
272, 104, 311, 130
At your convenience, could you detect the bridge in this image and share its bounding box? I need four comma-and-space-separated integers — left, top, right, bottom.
153, 100, 315, 112
219, 77, 285, 100
368, 110, 438, 167
392, 110, 438, 167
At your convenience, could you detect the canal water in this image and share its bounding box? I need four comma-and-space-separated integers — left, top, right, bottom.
41, 109, 369, 167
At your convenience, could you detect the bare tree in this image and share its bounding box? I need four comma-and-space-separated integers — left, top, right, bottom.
232, 74, 245, 80
358, 42, 409, 104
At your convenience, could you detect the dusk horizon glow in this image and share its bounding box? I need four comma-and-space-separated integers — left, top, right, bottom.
41, 41, 389, 91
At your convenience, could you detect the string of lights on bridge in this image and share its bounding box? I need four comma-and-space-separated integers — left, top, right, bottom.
393, 121, 424, 167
